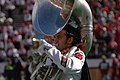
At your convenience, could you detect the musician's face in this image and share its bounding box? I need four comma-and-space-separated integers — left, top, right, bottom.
54, 30, 73, 50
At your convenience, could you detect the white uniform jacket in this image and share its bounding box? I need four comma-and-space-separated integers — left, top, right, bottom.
30, 39, 85, 80
40, 39, 85, 80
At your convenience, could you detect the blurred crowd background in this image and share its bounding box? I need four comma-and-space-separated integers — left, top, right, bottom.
0, 0, 119, 80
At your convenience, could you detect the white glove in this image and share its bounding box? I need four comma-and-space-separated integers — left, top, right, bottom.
38, 39, 53, 55
32, 39, 53, 64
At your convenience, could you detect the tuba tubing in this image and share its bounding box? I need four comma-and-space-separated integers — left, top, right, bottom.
72, 0, 93, 55
62, 0, 93, 55
30, 38, 59, 80
32, 0, 93, 55
31, 0, 93, 79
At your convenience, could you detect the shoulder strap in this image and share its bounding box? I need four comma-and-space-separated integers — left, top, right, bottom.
81, 60, 91, 80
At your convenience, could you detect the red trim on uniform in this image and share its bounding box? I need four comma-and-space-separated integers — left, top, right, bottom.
61, 47, 70, 67
80, 43, 85, 51
61, 56, 68, 67
75, 53, 83, 60
61, 47, 70, 55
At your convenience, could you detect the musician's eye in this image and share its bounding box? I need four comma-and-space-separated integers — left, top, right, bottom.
55, 35, 63, 40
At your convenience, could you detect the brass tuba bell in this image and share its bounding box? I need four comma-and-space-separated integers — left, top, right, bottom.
31, 0, 93, 80
32, 0, 93, 55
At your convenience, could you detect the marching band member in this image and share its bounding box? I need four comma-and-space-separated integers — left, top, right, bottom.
30, 0, 93, 80
29, 24, 86, 80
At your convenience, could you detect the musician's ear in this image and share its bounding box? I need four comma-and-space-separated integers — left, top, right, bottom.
67, 37, 73, 45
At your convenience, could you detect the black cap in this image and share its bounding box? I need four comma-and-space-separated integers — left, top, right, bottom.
63, 24, 81, 46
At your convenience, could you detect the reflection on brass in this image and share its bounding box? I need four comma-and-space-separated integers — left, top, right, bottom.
35, 63, 59, 80
32, 38, 40, 49
31, 0, 93, 79
82, 35, 87, 44
50, 0, 74, 20
60, 0, 74, 19
50, 0, 63, 8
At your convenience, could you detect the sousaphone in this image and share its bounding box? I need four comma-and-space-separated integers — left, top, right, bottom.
31, 0, 93, 79
32, 0, 93, 55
